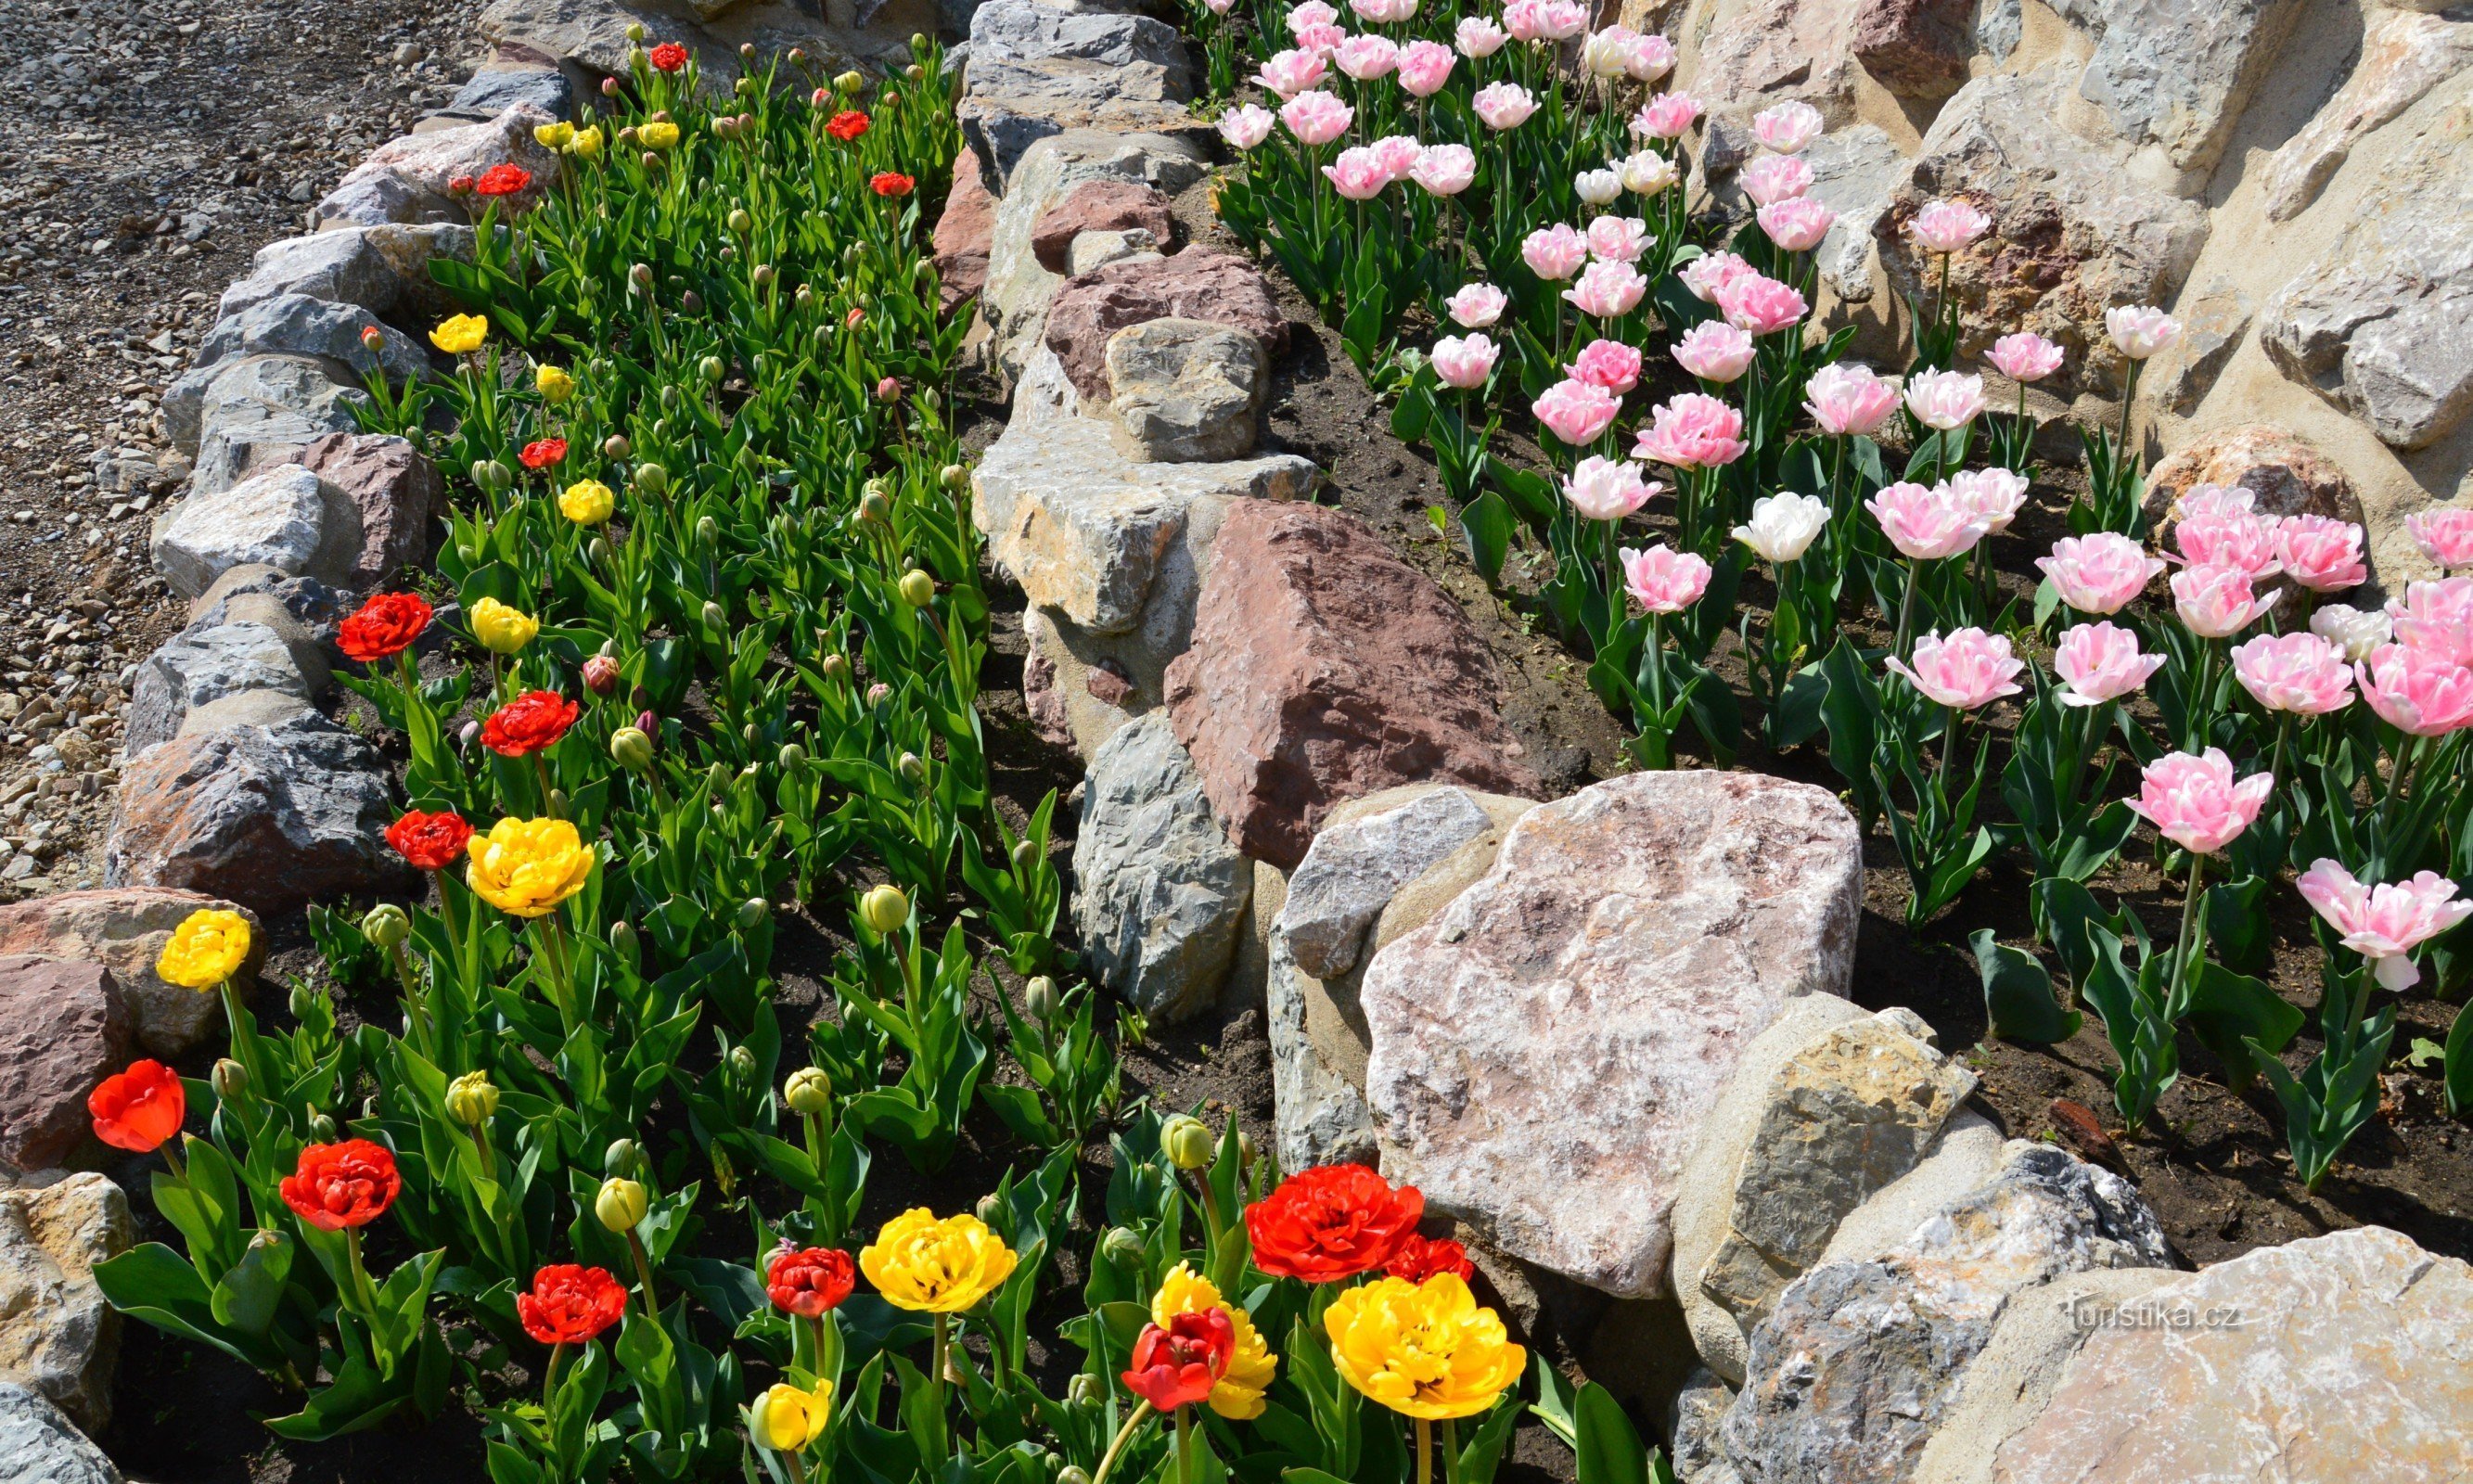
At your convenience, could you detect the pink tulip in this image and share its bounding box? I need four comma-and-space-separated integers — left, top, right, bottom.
2173, 502, 2281, 580
1564, 455, 1657, 520
1521, 223, 1589, 281
1621, 544, 1712, 614
1633, 393, 1747, 469
1501, 0, 1544, 41
1757, 197, 1836, 252
1719, 274, 1807, 336
1867, 480, 1991, 561
1473, 82, 1538, 130
1910, 198, 1990, 254
1565, 259, 1647, 318
1887, 627, 2025, 710
1294, 20, 1345, 53
1279, 90, 1353, 146
1444, 282, 1506, 328
1586, 215, 1649, 263
1454, 16, 1506, 56
2054, 622, 2163, 707
1323, 147, 1390, 200
1986, 331, 2064, 383
1802, 362, 1899, 436
1680, 250, 1754, 304
2231, 632, 2355, 717
2405, 507, 2473, 571
1738, 153, 1813, 207
1903, 368, 1986, 430
1625, 32, 1676, 82
1751, 99, 1824, 154
2276, 515, 2367, 594
2297, 860, 2473, 991
1258, 47, 1328, 97
1570, 339, 1643, 394
1430, 333, 1498, 390
1396, 39, 1455, 96
1217, 105, 1275, 150
2172, 563, 2279, 639
2127, 748, 2272, 854
2387, 577, 2473, 667
2357, 643, 2473, 736
1369, 134, 1423, 181
1533, 378, 1621, 446
1534, 0, 1588, 40
1349, 0, 1413, 21
1334, 33, 1397, 80
1672, 321, 1754, 384
2171, 483, 2253, 524
1948, 467, 2029, 534
1632, 92, 1702, 140
2106, 305, 2180, 360
2038, 533, 2165, 616
1411, 143, 1476, 196
1287, 1, 1339, 33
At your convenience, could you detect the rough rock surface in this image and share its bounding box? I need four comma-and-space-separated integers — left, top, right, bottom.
0, 1382, 122, 1484
104, 714, 404, 916
165, 294, 429, 438
0, 959, 128, 1171
315, 102, 562, 225
1801, 125, 1908, 305
1071, 716, 1252, 1023
1044, 249, 1289, 405
2263, 7, 2473, 223
126, 621, 323, 758
1848, 0, 1975, 97
1104, 317, 1266, 463
219, 224, 476, 326
1163, 501, 1540, 869
151, 465, 364, 601
1265, 930, 1379, 1171
958, 0, 1200, 180
1693, 0, 1862, 172
1031, 179, 1176, 274
2075, 0, 2309, 179
296, 431, 445, 587
0, 889, 261, 1059
2142, 424, 2364, 538
0, 1174, 130, 1431
1360, 772, 1863, 1296
183, 353, 368, 498
931, 147, 998, 311
1277, 787, 1500, 982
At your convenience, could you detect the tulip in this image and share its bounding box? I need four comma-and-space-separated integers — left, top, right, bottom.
1472, 82, 1538, 131
1738, 153, 1813, 207
1585, 214, 1648, 262
1411, 143, 1475, 196
446, 1070, 500, 1129
1751, 99, 1825, 153
1520, 224, 1589, 280
1580, 25, 1638, 78
2172, 564, 2278, 639
1680, 249, 1754, 303
2405, 507, 2473, 571
1886, 627, 2024, 710
1621, 544, 1712, 614
1535, 0, 1588, 40
1430, 333, 1498, 390
1867, 480, 1991, 561
158, 907, 252, 990
1903, 368, 1986, 430
1334, 33, 1397, 80
900, 569, 936, 608
2386, 577, 2473, 667
467, 817, 595, 919
1718, 273, 1806, 336
1619, 149, 1680, 196
1562, 456, 1654, 521
1986, 331, 2063, 383
2054, 622, 2163, 707
861, 1209, 1019, 1313
1733, 492, 1828, 564
1757, 196, 1835, 252
1802, 362, 1900, 436
2172, 497, 2280, 579
1324, 147, 1390, 199
1531, 378, 1621, 446
2106, 305, 2180, 360
1280, 90, 1352, 146
1565, 259, 1647, 318
753, 1380, 833, 1455
1672, 320, 1754, 383
2356, 643, 2473, 736
596, 1176, 649, 1232
1161, 1114, 1215, 1171
2312, 603, 2392, 661
2128, 748, 2271, 854
2231, 632, 2354, 716
2297, 860, 2473, 991
1570, 339, 1643, 394
784, 1067, 834, 1116
1454, 17, 1506, 56
1624, 32, 1676, 81
2275, 515, 2367, 594
610, 726, 656, 773
1396, 39, 1455, 96
1631, 91, 1702, 140
1574, 168, 1621, 205
559, 479, 615, 525
860, 883, 911, 934
1288, 1, 1338, 32
1443, 283, 1507, 328
1326, 1274, 1523, 1420
1257, 47, 1326, 96
1217, 104, 1275, 150
1947, 467, 2030, 534
2038, 532, 2165, 616
1632, 393, 1747, 469
1909, 198, 1990, 254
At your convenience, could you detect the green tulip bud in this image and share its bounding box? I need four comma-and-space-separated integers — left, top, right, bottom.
727, 208, 752, 234
596, 1175, 649, 1233
752, 263, 776, 290
611, 726, 655, 773
784, 1066, 834, 1115
1237, 1130, 1259, 1171
975, 1193, 1006, 1229
634, 462, 669, 498
211, 1057, 248, 1102
811, 325, 832, 354
1099, 1226, 1144, 1267
835, 70, 863, 93
603, 433, 631, 460
309, 1112, 339, 1142
681, 289, 705, 315
898, 569, 935, 608
1063, 1380, 1099, 1411
897, 750, 925, 784
289, 979, 319, 1020
588, 536, 614, 566
611, 920, 638, 959
605, 1137, 641, 1176
697, 518, 722, 552
547, 787, 570, 816
778, 742, 808, 769
841, 242, 863, 269
1160, 1114, 1213, 1171
361, 902, 410, 950
1024, 976, 1058, 1020
1010, 838, 1039, 872
905, 63, 925, 82
629, 262, 654, 291
857, 489, 891, 524
625, 19, 646, 40
699, 354, 725, 385
736, 897, 770, 931
859, 882, 910, 935
819, 653, 851, 682
445, 1070, 499, 1129
728, 1045, 757, 1080
472, 459, 514, 493
939, 464, 967, 493
701, 600, 727, 633
660, 384, 683, 413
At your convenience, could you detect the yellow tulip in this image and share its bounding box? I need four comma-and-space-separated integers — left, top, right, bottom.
157, 908, 252, 990
1151, 1262, 1279, 1420
1324, 1274, 1524, 1421
639, 121, 681, 150
570, 125, 605, 160
468, 595, 540, 655
559, 480, 616, 526
430, 313, 490, 354
465, 816, 595, 919
753, 1380, 832, 1452
533, 121, 575, 149
595, 1175, 648, 1232
535, 364, 576, 404
859, 1209, 1017, 1313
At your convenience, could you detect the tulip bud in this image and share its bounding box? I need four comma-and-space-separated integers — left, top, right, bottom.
820, 653, 851, 683
857, 488, 890, 523
459, 720, 481, 748
1236, 1130, 1259, 1171
309, 1113, 339, 1142
905, 63, 925, 82
1063, 1380, 1100, 1411
583, 654, 621, 695
360, 325, 386, 354
752, 263, 776, 290
596, 1175, 649, 1233
917, 388, 942, 416
898, 569, 935, 608
1160, 1114, 1213, 1171
636, 708, 658, 733
939, 464, 967, 493
811, 325, 833, 354
783, 1066, 833, 1115
445, 1070, 499, 1128
612, 920, 638, 959
897, 750, 925, 785
625, 19, 647, 40
605, 1137, 641, 1176
736, 897, 770, 931
472, 459, 513, 493
660, 385, 684, 414
630, 262, 654, 291
788, 46, 807, 63
611, 726, 656, 773
836, 70, 863, 93
975, 1193, 1006, 1229
601, 75, 621, 96
681, 289, 705, 315
1099, 1226, 1144, 1266
1010, 838, 1039, 872
211, 1057, 248, 1102
289, 979, 319, 1021
865, 682, 891, 707
700, 599, 727, 632
728, 1044, 757, 1080
361, 902, 410, 950
1024, 975, 1058, 1020
601, 431, 631, 460
634, 462, 669, 498
739, 41, 757, 59
699, 354, 725, 384
859, 882, 910, 935
589, 536, 614, 566
841, 243, 864, 270
641, 149, 660, 170
875, 375, 902, 403
696, 516, 721, 550
727, 207, 752, 234
713, 116, 737, 141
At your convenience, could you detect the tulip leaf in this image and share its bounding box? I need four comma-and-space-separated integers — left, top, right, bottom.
2188, 963, 2304, 1094
1574, 1381, 1650, 1484
1971, 929, 2082, 1044
1459, 489, 1516, 587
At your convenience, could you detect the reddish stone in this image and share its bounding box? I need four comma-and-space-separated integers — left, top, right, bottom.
2145, 424, 2364, 530
1021, 643, 1075, 750
1086, 658, 1136, 707
1851, 0, 1976, 97
296, 431, 442, 589
1043, 249, 1287, 403
932, 147, 998, 313
1163, 501, 1540, 869
1030, 179, 1178, 275
0, 955, 130, 1170
0, 888, 263, 1057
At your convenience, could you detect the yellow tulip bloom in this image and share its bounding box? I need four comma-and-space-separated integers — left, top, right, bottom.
535, 364, 576, 404
859, 1209, 1017, 1313
429, 313, 490, 354
468, 595, 540, 655
533, 121, 575, 149
639, 121, 681, 150
1324, 1274, 1524, 1421
465, 817, 595, 919
753, 1380, 832, 1452
559, 480, 615, 526
156, 908, 252, 990
1151, 1262, 1279, 1420
569, 125, 605, 160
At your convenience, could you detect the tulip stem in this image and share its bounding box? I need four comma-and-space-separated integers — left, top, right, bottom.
342, 1226, 381, 1321
1416, 1418, 1433, 1484
543, 1339, 566, 1412
625, 1229, 660, 1316
216, 978, 274, 1116
1892, 559, 1922, 659
160, 1132, 188, 1183
1090, 1401, 1154, 1484
1176, 1406, 1196, 1484
1442, 1420, 1462, 1484
2170, 851, 2208, 1016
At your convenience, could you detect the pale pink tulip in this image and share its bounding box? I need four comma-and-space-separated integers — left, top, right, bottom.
1217, 105, 1275, 150
1430, 333, 1498, 390
1738, 153, 1813, 207
1369, 134, 1423, 181
1621, 544, 1712, 614
1802, 362, 1899, 436
1757, 196, 1835, 252
1719, 274, 1806, 336
2357, 643, 2473, 736
2231, 632, 2354, 717
1534, 0, 1588, 41
1444, 282, 1506, 328
1619, 149, 1679, 196
1672, 321, 1754, 383
1323, 147, 1390, 200
2312, 604, 2392, 662
1632, 92, 1702, 140
1586, 214, 1649, 262
1473, 82, 1538, 131
1532, 377, 1621, 446
2127, 748, 2272, 854
1986, 331, 2063, 383
1633, 393, 1747, 469
2276, 515, 2367, 594
1624, 32, 1676, 82
2172, 483, 2254, 524
1910, 198, 1990, 254
1279, 90, 1353, 145
1348, 0, 1412, 21
2172, 563, 2279, 639
1396, 39, 1455, 96
1564, 455, 1656, 520
1903, 368, 1986, 430
2297, 860, 2473, 991
2388, 578, 2473, 667
1287, 1, 1339, 32
2054, 622, 2163, 707
1565, 259, 1647, 318
1521, 223, 1589, 281
2038, 532, 2164, 616
1887, 627, 2024, 710
2172, 505, 2281, 580
1501, 0, 1546, 41
1734, 492, 1829, 564
1454, 16, 1506, 56
1294, 20, 1345, 53
1570, 339, 1643, 394
1411, 143, 1476, 196
1258, 47, 1328, 96
1751, 99, 1825, 154
1579, 26, 1638, 79
1868, 480, 1992, 561
2405, 507, 2473, 571
1945, 467, 2029, 534
1680, 250, 1755, 304
1334, 33, 1397, 80
1574, 168, 1622, 206
2106, 305, 2180, 360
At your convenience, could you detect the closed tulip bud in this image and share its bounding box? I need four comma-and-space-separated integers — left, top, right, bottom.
975, 1193, 1006, 1230
309, 1113, 339, 1142
360, 326, 385, 353
642, 149, 661, 170
778, 742, 807, 770
728, 1044, 757, 1080
361, 902, 410, 949
583, 655, 621, 695
601, 75, 620, 96
699, 354, 725, 384
629, 262, 654, 291
605, 1137, 641, 1176
713, 116, 737, 141
820, 653, 850, 682
727, 207, 752, 234
1099, 1226, 1144, 1266
939, 464, 967, 492
445, 1070, 499, 1128
857, 488, 891, 523
681, 290, 704, 315
289, 979, 319, 1020
736, 897, 770, 930
211, 1057, 248, 1102
811, 325, 832, 354
1009, 838, 1039, 871
459, 720, 481, 748
865, 682, 891, 706
1160, 1114, 1213, 1170
842, 243, 863, 269
472, 459, 512, 493
788, 46, 806, 63
1064, 1378, 1100, 1409
897, 750, 925, 784
625, 20, 646, 39
701, 599, 727, 631
1024, 976, 1058, 1019
1237, 1130, 1258, 1170
783, 1066, 833, 1114
547, 787, 570, 815
917, 388, 942, 415
611, 919, 638, 958
912, 257, 936, 283
752, 263, 775, 289
660, 385, 683, 413
905, 62, 925, 81
634, 463, 669, 497
899, 570, 935, 608
603, 433, 631, 460
596, 1175, 648, 1232
836, 70, 863, 93
740, 41, 756, 59
875, 376, 902, 403
1060, 1467, 1093, 1484
611, 726, 655, 773
588, 536, 613, 565
859, 883, 910, 935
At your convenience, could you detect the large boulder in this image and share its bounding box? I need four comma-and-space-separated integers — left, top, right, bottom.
150, 465, 365, 601
180, 353, 366, 497
0, 889, 262, 1059
1043, 249, 1289, 404
1360, 771, 1863, 1297
1799, 124, 1908, 306
2073, 0, 2310, 181
164, 294, 429, 440
1071, 716, 1253, 1023
958, 0, 1202, 182
1104, 318, 1267, 464
1031, 179, 1177, 275
296, 431, 445, 587
315, 103, 562, 226
1848, 0, 1975, 99
0, 1382, 122, 1484
0, 1174, 130, 1431
932, 147, 998, 312
2260, 6, 2473, 224
0, 959, 128, 1172
1162, 501, 1540, 869
216, 223, 476, 324
125, 620, 326, 757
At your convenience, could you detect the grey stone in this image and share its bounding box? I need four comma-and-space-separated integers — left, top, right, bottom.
1818, 1110, 2005, 1268
216, 224, 476, 326
1800, 124, 1906, 305
1070, 715, 1252, 1022
1104, 318, 1267, 464
2262, 8, 2473, 223
1276, 787, 1495, 981
1267, 930, 1381, 1170
0, 1382, 122, 1484
1068, 229, 1158, 276
127, 620, 325, 759
2152, 280, 2252, 415
2076, 0, 2310, 179
150, 466, 364, 601
183, 354, 367, 497
165, 294, 428, 442
1672, 1368, 1744, 1484
315, 104, 561, 227
1975, 0, 2021, 64
0, 1174, 130, 1432
958, 0, 1198, 180
451, 63, 574, 120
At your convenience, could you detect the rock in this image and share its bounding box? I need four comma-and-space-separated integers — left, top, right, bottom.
182, 354, 367, 498
1084, 658, 1136, 708
217, 223, 475, 326
2262, 7, 2473, 224
1277, 787, 1501, 982
2075, 0, 2310, 180
1360, 772, 1863, 1297
1019, 613, 1078, 750
1044, 249, 1289, 404
0, 959, 128, 1172
447, 57, 575, 122
959, 0, 1199, 181
932, 147, 998, 311
126, 622, 323, 758
0, 889, 262, 1059
1672, 1367, 1744, 1484
1068, 231, 1160, 276
0, 1382, 122, 1484
1266, 931, 1381, 1170
296, 432, 444, 587
1104, 318, 1266, 463
1817, 1110, 2005, 1268
0, 1174, 130, 1431
2142, 424, 2364, 538
1849, 0, 1975, 98
1694, 0, 1863, 173
1718, 1143, 2174, 1484
150, 465, 364, 601
2259, 83, 2473, 450
167, 294, 429, 437
1876, 64, 2211, 397
479, 0, 886, 87
104, 714, 405, 918
1071, 715, 1253, 1022
186, 566, 350, 641
1031, 179, 1176, 274
1942, 1227, 2473, 1484
316, 103, 562, 225
1974, 0, 2021, 64
2147, 279, 2252, 415
1800, 125, 1908, 305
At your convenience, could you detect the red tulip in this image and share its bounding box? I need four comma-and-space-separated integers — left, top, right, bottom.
481, 691, 581, 758
519, 1263, 627, 1345
474, 163, 532, 198
279, 1140, 401, 1231
869, 172, 914, 198
1242, 1163, 1422, 1283
1121, 1308, 1233, 1413
766, 1246, 856, 1318
826, 109, 869, 142
649, 41, 688, 72
1384, 1234, 1476, 1284
89, 1060, 185, 1153
387, 809, 473, 871
339, 592, 434, 663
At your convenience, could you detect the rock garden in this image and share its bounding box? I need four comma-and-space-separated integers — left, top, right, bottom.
2, 0, 2470, 1481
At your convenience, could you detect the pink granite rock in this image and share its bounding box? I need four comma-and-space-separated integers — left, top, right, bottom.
1042, 249, 1286, 403
1030, 179, 1177, 274
296, 432, 442, 589
0, 956, 130, 1170
932, 147, 998, 313
1850, 0, 1976, 97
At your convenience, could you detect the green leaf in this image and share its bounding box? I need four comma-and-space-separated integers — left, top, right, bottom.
1971, 929, 2082, 1044
1574, 1382, 1649, 1484
1459, 489, 1516, 587
2188, 964, 2304, 1093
